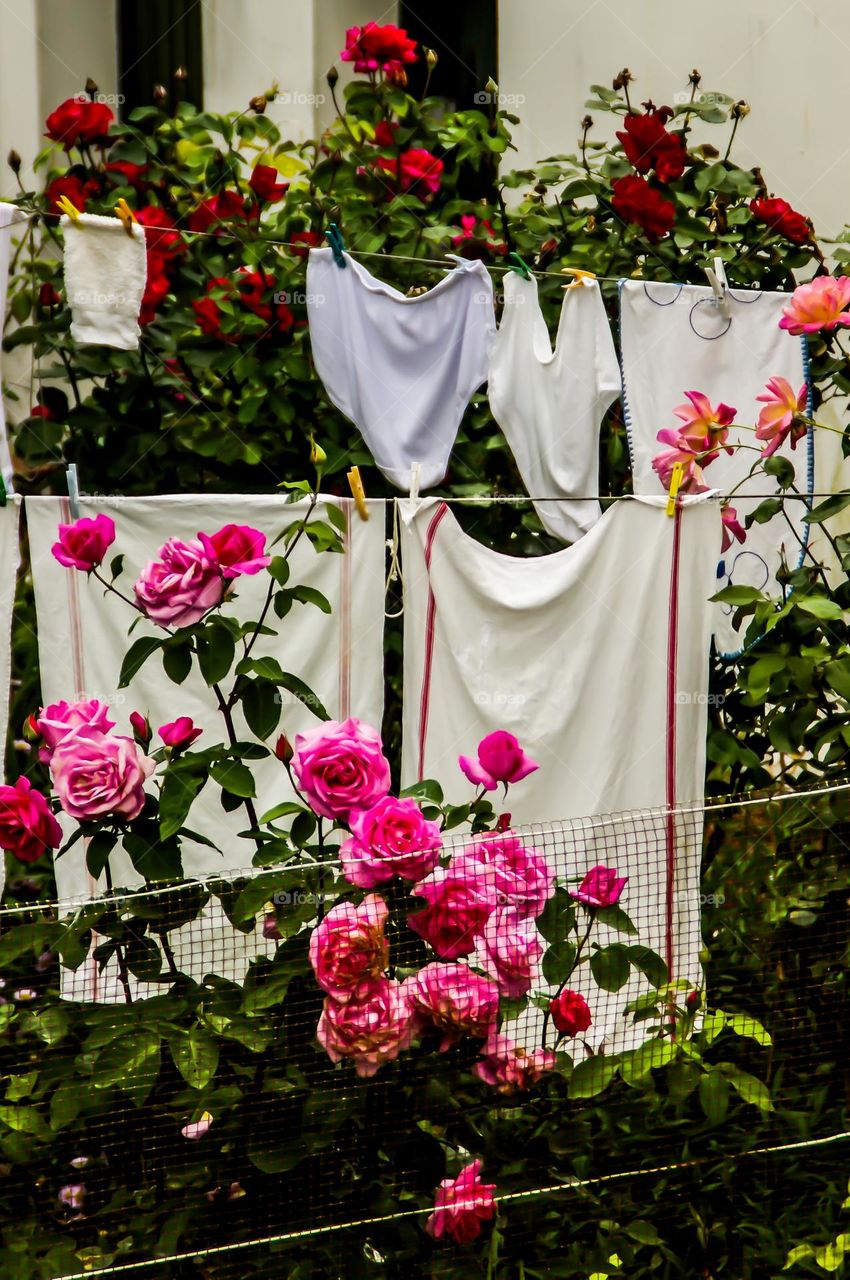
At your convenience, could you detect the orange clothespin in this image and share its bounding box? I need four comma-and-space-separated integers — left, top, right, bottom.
115, 198, 138, 237
347, 466, 369, 521
666, 461, 684, 517
56, 195, 82, 224
561, 267, 597, 291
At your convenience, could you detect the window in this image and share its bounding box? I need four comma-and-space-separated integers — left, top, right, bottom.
118, 0, 204, 115
399, 0, 498, 109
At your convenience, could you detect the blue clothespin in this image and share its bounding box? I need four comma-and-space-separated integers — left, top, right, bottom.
326, 223, 347, 269
66, 463, 81, 520
507, 252, 532, 281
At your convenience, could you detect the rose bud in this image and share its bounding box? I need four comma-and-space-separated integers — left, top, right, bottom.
274, 733, 293, 764
249, 94, 267, 114
326, 65, 339, 88
129, 711, 151, 748
85, 77, 99, 99
7, 150, 21, 174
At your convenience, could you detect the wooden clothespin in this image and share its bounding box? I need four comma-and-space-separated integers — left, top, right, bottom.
409, 462, 421, 505
346, 466, 369, 521
704, 255, 731, 319
665, 461, 684, 517
55, 195, 82, 224
115, 198, 138, 237
66, 463, 82, 520
561, 267, 597, 291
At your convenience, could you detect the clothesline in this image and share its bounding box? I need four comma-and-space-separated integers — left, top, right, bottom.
421, 492, 835, 503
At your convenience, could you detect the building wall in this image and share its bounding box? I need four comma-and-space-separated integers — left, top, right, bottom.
498, 0, 850, 240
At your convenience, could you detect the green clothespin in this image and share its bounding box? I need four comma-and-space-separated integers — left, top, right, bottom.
507, 252, 532, 281
326, 223, 347, 269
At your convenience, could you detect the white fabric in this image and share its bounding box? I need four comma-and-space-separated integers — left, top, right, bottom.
61, 213, 147, 350
26, 495, 386, 999
400, 494, 719, 1049
619, 280, 811, 656
307, 248, 495, 489
0, 204, 29, 487
488, 273, 621, 543
0, 500, 21, 903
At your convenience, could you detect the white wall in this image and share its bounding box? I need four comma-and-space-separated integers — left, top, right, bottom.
499, 0, 850, 239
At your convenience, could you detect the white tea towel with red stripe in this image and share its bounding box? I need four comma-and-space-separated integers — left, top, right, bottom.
26, 494, 386, 999
399, 494, 719, 1050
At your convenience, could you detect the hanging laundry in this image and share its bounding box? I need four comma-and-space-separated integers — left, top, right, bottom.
61, 212, 147, 350
399, 494, 720, 1050
26, 494, 386, 1000
307, 248, 495, 489
0, 204, 30, 488
488, 272, 621, 543
619, 280, 812, 657
0, 500, 21, 903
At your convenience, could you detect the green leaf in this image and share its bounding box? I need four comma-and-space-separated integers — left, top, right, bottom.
162, 638, 193, 684
699, 1070, 730, 1124
590, 945, 631, 992
241, 677, 282, 740
276, 671, 329, 720
724, 1012, 772, 1046
711, 585, 766, 606
119, 636, 163, 687
93, 1031, 161, 1103
623, 1220, 664, 1246
50, 1081, 82, 1130
595, 904, 638, 935
624, 945, 669, 988
171, 1026, 219, 1089
158, 763, 207, 840
826, 658, 850, 701
794, 595, 844, 620
720, 1063, 773, 1112
805, 491, 850, 523
85, 831, 117, 880
210, 759, 256, 798
259, 801, 306, 825
568, 1054, 619, 1099
268, 555, 290, 584
196, 622, 236, 686
0, 1106, 50, 1140
289, 585, 332, 613
763, 454, 796, 487
124, 935, 163, 981
620, 1038, 677, 1084
542, 939, 577, 985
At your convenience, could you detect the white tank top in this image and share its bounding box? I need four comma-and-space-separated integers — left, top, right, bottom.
488, 273, 621, 543
307, 248, 496, 489
400, 494, 719, 1050
619, 280, 812, 657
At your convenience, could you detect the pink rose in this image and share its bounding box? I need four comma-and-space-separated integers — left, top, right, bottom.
755, 376, 808, 458
458, 730, 539, 791
405, 962, 499, 1050
197, 524, 270, 579
309, 894, 389, 1003
779, 275, 850, 335
134, 538, 225, 628
158, 717, 202, 750
340, 796, 442, 888
0, 776, 62, 864
51, 514, 115, 571
407, 862, 498, 959
316, 978, 415, 1077
181, 1111, 213, 1140
291, 718, 391, 821
36, 699, 116, 762
720, 503, 746, 554
550, 989, 592, 1038
570, 865, 628, 909
50, 727, 155, 822
425, 1160, 497, 1245
458, 835, 555, 918
473, 907, 544, 998
472, 1031, 557, 1093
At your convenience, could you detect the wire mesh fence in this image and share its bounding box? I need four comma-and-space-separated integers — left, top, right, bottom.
0, 782, 847, 1278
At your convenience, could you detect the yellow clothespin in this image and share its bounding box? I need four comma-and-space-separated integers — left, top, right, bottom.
666, 461, 684, 517
347, 466, 369, 521
561, 267, 597, 291
55, 195, 81, 224
115, 197, 138, 237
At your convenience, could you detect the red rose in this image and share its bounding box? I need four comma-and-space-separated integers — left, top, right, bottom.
616, 109, 686, 184
611, 174, 676, 241
236, 267, 274, 321
105, 161, 148, 188
188, 190, 257, 233
192, 295, 225, 339
0, 776, 62, 865
136, 205, 185, 262
139, 259, 171, 326
341, 22, 417, 74
373, 121, 399, 148
550, 989, 592, 1038
249, 164, 288, 203
38, 283, 61, 309
274, 300, 294, 333
373, 148, 443, 198
288, 229, 322, 258
45, 96, 113, 148
46, 174, 94, 215
750, 196, 810, 246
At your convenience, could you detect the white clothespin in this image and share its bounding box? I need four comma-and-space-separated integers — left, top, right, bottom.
409, 462, 421, 506
705, 255, 731, 319
66, 463, 82, 520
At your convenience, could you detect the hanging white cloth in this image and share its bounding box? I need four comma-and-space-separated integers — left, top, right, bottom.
61, 213, 147, 350
307, 248, 495, 490
399, 494, 720, 1050
26, 494, 386, 999
0, 500, 21, 903
619, 280, 812, 657
488, 273, 621, 543
0, 204, 30, 488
